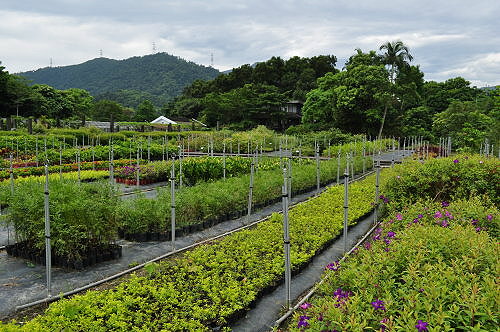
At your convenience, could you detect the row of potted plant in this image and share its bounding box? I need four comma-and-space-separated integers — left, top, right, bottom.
116, 156, 368, 239
0, 159, 134, 180
3, 162, 384, 330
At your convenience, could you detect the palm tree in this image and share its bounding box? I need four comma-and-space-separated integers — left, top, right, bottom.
377, 41, 413, 138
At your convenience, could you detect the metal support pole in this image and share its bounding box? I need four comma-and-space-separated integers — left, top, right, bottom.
336, 150, 341, 184
316, 143, 320, 191
179, 146, 183, 188
287, 157, 292, 201
44, 163, 52, 297
170, 162, 176, 250
374, 157, 381, 225
59, 146, 62, 181
136, 148, 140, 188
77, 147, 81, 183
247, 159, 255, 219
343, 159, 349, 254
282, 168, 291, 310
223, 142, 226, 179
109, 144, 114, 184
9, 154, 14, 195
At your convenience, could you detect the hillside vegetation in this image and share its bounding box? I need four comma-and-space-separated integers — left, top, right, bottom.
18, 53, 220, 108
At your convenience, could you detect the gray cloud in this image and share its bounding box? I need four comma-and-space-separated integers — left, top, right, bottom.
1, 0, 499, 86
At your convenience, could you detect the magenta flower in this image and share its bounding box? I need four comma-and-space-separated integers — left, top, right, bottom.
434, 211, 443, 218
371, 299, 386, 311
441, 220, 449, 227
364, 241, 372, 250
475, 227, 481, 232
396, 213, 403, 221
486, 214, 493, 221
415, 320, 429, 331
445, 210, 453, 218
300, 302, 312, 310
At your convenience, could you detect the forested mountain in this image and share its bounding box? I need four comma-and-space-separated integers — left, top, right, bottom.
18, 53, 220, 108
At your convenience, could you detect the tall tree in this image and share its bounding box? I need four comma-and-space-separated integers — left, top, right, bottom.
378, 40, 413, 138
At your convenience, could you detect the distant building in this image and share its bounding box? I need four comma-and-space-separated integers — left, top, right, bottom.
282, 100, 303, 115
151, 116, 177, 125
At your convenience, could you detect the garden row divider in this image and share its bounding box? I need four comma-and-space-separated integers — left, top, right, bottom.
15, 168, 376, 313
274, 214, 383, 328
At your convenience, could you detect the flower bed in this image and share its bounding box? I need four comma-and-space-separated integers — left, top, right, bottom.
287, 198, 498, 331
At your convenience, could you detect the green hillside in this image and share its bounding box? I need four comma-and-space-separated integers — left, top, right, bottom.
18, 53, 220, 107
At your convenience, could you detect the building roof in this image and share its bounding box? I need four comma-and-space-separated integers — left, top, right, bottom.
151, 116, 177, 124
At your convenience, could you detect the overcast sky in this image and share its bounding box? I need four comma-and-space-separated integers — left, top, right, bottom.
1, 0, 498, 87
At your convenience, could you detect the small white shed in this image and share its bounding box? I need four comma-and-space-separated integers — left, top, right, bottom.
151, 116, 177, 125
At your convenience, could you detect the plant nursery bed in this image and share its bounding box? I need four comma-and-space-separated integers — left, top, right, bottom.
5, 241, 122, 270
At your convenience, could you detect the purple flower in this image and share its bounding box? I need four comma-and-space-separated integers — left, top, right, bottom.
326, 261, 340, 271
386, 231, 395, 238
418, 288, 424, 293
418, 214, 423, 219
412, 218, 420, 224
371, 299, 386, 311
384, 247, 391, 252
434, 211, 443, 219
441, 201, 449, 207
317, 313, 323, 321
453, 159, 459, 163
373, 234, 381, 241
475, 227, 481, 232
300, 302, 312, 310
486, 214, 493, 221
380, 318, 389, 331
471, 219, 478, 226
364, 241, 372, 250
415, 320, 429, 331
445, 210, 453, 218
297, 315, 310, 328
396, 213, 403, 221
441, 220, 449, 227
384, 238, 391, 245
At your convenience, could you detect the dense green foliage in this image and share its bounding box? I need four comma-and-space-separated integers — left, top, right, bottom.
1, 159, 374, 331
288, 199, 498, 331
167, 55, 337, 128
18, 53, 220, 108
286, 155, 498, 331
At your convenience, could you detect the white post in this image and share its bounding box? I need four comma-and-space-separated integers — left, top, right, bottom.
343, 157, 349, 253
9, 154, 14, 195
136, 148, 140, 188
316, 142, 320, 191
282, 168, 291, 310
223, 142, 226, 179
247, 159, 255, 219
170, 161, 176, 250
109, 144, 114, 184
179, 146, 183, 188
374, 157, 381, 225
44, 163, 52, 297
287, 157, 292, 201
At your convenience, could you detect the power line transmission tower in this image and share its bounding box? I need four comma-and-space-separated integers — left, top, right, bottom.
210, 53, 214, 67
99, 49, 103, 57
152, 42, 157, 53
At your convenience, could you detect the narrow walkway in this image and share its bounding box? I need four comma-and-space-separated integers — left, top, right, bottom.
230, 212, 375, 332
